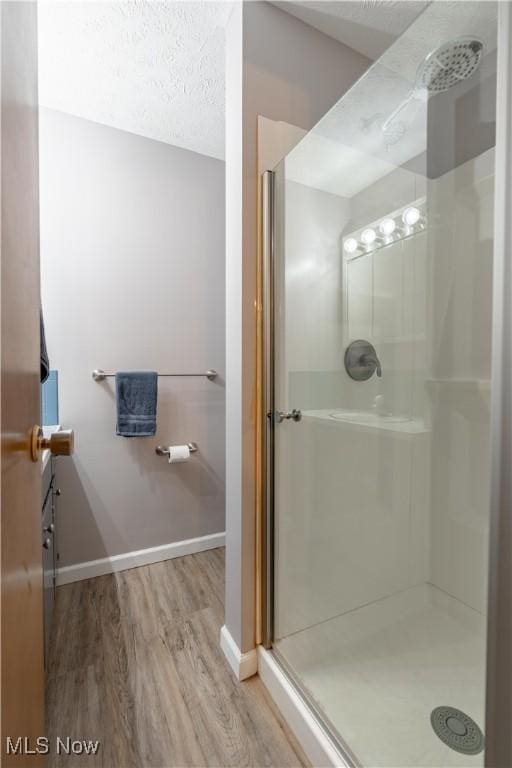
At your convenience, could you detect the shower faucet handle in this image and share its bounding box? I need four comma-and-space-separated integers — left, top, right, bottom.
344, 340, 382, 381
275, 409, 302, 424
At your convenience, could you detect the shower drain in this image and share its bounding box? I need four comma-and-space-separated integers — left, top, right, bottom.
430, 706, 484, 755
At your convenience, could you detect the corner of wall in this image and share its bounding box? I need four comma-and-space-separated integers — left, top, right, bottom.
220, 624, 258, 681
224, 0, 245, 653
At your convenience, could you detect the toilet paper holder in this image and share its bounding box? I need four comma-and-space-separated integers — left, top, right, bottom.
155, 442, 198, 457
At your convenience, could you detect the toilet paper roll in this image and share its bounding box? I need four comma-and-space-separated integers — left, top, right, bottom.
167, 444, 190, 464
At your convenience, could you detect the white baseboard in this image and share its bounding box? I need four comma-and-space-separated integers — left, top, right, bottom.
56, 531, 225, 585
257, 646, 352, 768
220, 624, 258, 681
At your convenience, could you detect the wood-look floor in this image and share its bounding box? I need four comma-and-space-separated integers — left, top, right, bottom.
46, 548, 306, 768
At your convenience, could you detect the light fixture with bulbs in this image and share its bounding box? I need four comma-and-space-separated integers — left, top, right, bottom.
379, 217, 396, 237
361, 228, 377, 246
402, 206, 421, 227
342, 199, 425, 259
343, 237, 359, 254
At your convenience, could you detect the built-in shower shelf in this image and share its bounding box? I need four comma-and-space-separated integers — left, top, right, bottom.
426, 378, 491, 389
302, 409, 428, 435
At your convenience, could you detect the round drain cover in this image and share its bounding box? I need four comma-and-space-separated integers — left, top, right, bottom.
431, 706, 484, 755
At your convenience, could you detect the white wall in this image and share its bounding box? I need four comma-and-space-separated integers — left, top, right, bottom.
282, 181, 350, 411
40, 108, 225, 567
428, 149, 494, 614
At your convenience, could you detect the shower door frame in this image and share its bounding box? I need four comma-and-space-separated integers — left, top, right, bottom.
260, 4, 512, 755
261, 169, 275, 650
484, 3, 512, 767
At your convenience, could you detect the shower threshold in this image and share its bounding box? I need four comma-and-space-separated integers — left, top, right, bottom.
271, 584, 486, 768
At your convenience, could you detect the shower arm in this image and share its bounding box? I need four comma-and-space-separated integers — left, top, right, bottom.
382, 90, 423, 132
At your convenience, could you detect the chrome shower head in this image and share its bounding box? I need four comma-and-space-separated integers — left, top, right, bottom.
418, 38, 484, 93
382, 37, 484, 133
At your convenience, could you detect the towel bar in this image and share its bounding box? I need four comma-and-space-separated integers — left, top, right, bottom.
92, 369, 217, 381
155, 442, 198, 457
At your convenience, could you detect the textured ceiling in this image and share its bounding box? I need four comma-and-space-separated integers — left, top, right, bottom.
37, 1, 233, 160
273, 0, 430, 60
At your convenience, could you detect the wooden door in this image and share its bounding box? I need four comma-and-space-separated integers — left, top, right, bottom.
1, 2, 44, 764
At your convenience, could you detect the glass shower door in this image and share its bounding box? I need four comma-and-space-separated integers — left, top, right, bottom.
270, 3, 497, 766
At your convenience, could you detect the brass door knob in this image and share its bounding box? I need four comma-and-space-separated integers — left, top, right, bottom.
30, 426, 74, 462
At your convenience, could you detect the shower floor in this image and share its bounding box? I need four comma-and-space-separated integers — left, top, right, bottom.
275, 584, 486, 768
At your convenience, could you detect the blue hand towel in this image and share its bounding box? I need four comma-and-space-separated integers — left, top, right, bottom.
115, 371, 158, 437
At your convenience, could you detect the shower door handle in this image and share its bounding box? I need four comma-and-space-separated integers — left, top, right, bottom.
274, 409, 302, 423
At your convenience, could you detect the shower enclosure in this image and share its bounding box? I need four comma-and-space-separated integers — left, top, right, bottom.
262, 2, 508, 766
